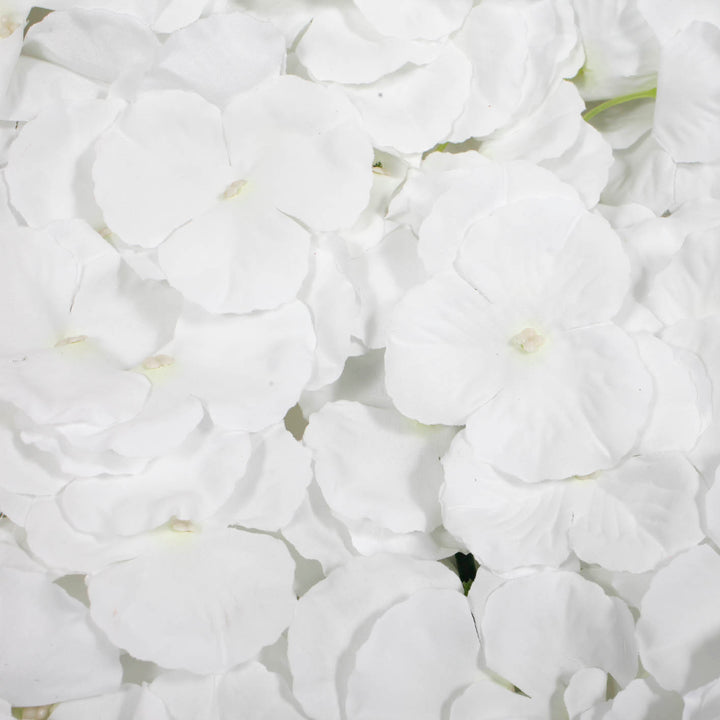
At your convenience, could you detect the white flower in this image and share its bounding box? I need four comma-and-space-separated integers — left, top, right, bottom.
386, 194, 651, 481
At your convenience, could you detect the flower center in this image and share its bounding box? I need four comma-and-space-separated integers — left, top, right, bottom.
55, 335, 87, 347
170, 518, 195, 533
220, 179, 248, 200
509, 327, 545, 354
142, 354, 174, 370
0, 15, 18, 39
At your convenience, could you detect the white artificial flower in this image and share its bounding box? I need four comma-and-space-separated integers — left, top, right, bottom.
93, 79, 372, 313
386, 193, 651, 481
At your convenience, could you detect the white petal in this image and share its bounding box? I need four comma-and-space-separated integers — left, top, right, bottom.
541, 120, 613, 208
572, 0, 660, 101
59, 426, 252, 536
465, 324, 652, 482
88, 528, 296, 673
385, 270, 506, 426
346, 589, 479, 720
564, 667, 608, 719
569, 453, 703, 572
220, 424, 311, 532
584, 677, 684, 720
224, 76, 373, 231
0, 225, 77, 357
300, 242, 360, 390
450, 676, 546, 720
635, 334, 712, 455
167, 302, 315, 431
49, 686, 172, 720
601, 132, 676, 216
441, 432, 572, 571
344, 226, 426, 350
637, 545, 720, 693
158, 195, 310, 314
342, 44, 472, 154
0, 411, 68, 496
455, 197, 630, 329
296, 4, 439, 84
151, 663, 304, 720
482, 571, 637, 700
23, 8, 159, 84
684, 677, 720, 720
0, 55, 102, 122
93, 90, 232, 248
145, 12, 284, 106
0, 343, 150, 429
0, 568, 122, 706
287, 553, 461, 720
281, 480, 355, 574
6, 99, 123, 227
654, 22, 720, 163
306, 401, 454, 534
353, 0, 472, 40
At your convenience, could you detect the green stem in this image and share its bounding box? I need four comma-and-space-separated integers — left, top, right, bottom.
582, 87, 657, 122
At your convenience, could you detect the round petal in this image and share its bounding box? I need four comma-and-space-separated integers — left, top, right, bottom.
88, 528, 296, 674
569, 453, 703, 572
385, 270, 507, 426
0, 342, 150, 429
342, 44, 472, 154
637, 545, 720, 693
0, 568, 122, 706
166, 301, 315, 431
481, 571, 637, 700
23, 8, 159, 84
654, 22, 720, 163
345, 589, 480, 720
145, 12, 285, 106
6, 98, 123, 227
0, 226, 77, 357
158, 195, 310, 314
296, 4, 438, 84
219, 424, 312, 532
49, 685, 172, 720
59, 426, 252, 536
353, 0, 472, 40
464, 324, 652, 482
455, 197, 631, 329
287, 553, 461, 720
151, 663, 304, 720
305, 400, 454, 533
300, 242, 360, 390
441, 432, 572, 570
